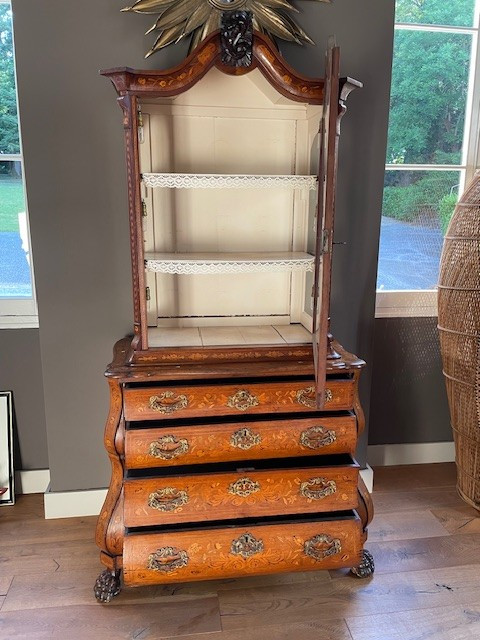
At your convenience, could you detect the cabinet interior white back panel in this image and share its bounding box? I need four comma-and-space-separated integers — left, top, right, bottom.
139, 68, 322, 332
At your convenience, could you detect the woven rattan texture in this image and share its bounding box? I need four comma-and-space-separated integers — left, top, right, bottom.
438, 174, 480, 511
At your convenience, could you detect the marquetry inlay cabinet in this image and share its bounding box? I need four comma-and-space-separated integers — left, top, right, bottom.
94, 20, 374, 603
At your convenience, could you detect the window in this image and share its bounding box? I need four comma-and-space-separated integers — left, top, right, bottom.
0, 0, 37, 328
376, 0, 480, 317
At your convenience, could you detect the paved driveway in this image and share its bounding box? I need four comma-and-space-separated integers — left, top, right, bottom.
0, 231, 32, 297
376, 216, 444, 291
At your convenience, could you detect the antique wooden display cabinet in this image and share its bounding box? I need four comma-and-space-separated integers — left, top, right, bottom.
94, 17, 374, 603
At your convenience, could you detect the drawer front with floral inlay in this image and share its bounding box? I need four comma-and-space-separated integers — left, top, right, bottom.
124, 415, 357, 469
123, 379, 354, 422
123, 463, 358, 527
123, 516, 362, 586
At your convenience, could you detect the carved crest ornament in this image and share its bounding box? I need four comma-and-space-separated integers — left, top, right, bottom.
121, 0, 332, 59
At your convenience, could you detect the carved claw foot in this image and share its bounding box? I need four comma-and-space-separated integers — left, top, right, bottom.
350, 549, 375, 578
94, 569, 121, 603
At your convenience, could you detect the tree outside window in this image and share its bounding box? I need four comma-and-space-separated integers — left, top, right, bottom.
376, 0, 479, 308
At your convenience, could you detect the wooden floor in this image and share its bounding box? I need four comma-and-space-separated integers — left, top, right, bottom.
1, 463, 480, 639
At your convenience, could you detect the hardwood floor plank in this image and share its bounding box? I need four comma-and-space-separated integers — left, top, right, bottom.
367, 532, 480, 575
0, 598, 221, 640
0, 576, 13, 597
0, 555, 58, 576
368, 510, 448, 543
1, 515, 96, 547
373, 463, 456, 492
2, 467, 479, 639
431, 505, 480, 535
0, 494, 45, 520
219, 564, 480, 631
163, 618, 353, 640
2, 568, 220, 612
372, 487, 462, 515
346, 602, 480, 640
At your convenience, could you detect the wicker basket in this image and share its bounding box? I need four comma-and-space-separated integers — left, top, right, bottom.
438, 173, 480, 511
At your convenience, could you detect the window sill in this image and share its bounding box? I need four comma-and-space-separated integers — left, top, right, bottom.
375, 290, 438, 319
0, 315, 39, 329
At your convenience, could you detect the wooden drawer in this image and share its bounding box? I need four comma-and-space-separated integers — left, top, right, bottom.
123, 379, 354, 421
123, 514, 362, 585
125, 415, 357, 469
124, 460, 358, 527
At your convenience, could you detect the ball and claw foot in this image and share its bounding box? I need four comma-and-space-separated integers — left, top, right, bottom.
94, 569, 121, 603
350, 549, 375, 578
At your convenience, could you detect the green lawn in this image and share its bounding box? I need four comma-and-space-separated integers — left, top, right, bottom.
0, 176, 25, 232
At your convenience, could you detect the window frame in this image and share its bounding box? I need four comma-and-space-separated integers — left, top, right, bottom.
375, 3, 480, 318
0, 0, 38, 329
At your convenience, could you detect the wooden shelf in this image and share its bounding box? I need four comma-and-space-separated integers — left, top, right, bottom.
142, 173, 318, 190
144, 252, 315, 275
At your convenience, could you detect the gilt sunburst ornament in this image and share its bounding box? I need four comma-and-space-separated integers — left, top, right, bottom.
121, 0, 332, 58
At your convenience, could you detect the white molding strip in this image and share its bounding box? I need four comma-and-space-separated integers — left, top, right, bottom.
368, 441, 455, 467
44, 488, 107, 520
15, 469, 50, 494
360, 465, 374, 493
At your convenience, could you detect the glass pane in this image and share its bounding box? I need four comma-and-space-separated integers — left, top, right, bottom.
0, 160, 32, 297
387, 30, 472, 165
377, 170, 460, 291
0, 3, 20, 154
395, 0, 476, 27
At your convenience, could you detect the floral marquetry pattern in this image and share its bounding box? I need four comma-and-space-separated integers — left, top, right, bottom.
125, 380, 353, 422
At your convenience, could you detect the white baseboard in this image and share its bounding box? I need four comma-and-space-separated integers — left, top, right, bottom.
44, 487, 107, 519
360, 464, 374, 493
15, 469, 50, 494
367, 441, 455, 467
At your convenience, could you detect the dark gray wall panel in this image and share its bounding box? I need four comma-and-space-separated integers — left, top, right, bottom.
369, 317, 452, 445
0, 329, 48, 469
12, 0, 394, 490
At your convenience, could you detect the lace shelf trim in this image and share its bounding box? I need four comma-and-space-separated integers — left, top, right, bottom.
144, 253, 314, 275
142, 173, 318, 190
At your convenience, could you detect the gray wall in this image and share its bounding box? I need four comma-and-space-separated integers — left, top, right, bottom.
11, 0, 395, 491
0, 329, 48, 469
369, 317, 452, 444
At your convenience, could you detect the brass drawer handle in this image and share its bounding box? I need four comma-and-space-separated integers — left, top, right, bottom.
148, 487, 189, 512
228, 477, 260, 497
231, 427, 262, 450
231, 532, 264, 558
304, 534, 341, 561
300, 425, 336, 449
227, 389, 260, 411
296, 387, 333, 408
149, 391, 188, 414
300, 477, 337, 500
148, 546, 189, 572
149, 435, 189, 460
